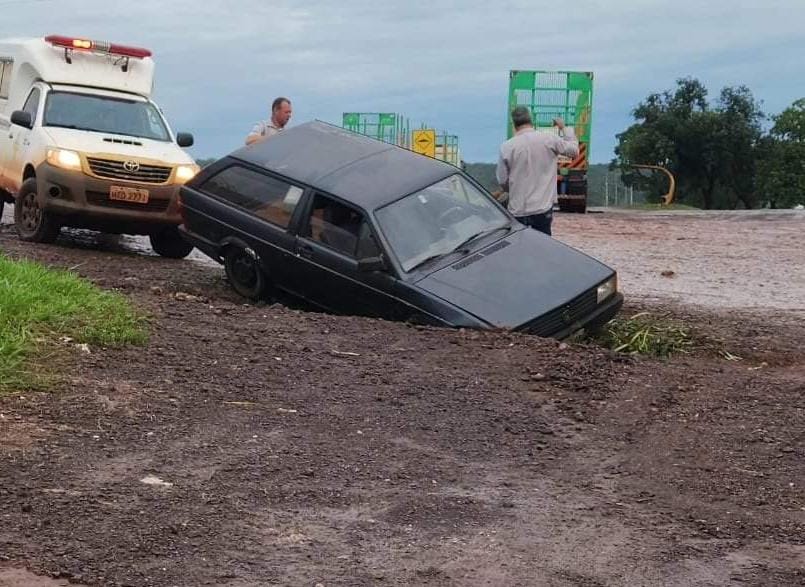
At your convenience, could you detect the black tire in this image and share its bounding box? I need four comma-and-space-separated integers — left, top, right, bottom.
224, 245, 268, 300
14, 178, 61, 243
149, 227, 194, 259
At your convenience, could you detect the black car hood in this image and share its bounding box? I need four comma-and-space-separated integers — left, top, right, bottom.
414, 228, 615, 328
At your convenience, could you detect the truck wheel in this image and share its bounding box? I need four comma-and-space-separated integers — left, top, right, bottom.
224, 245, 268, 300
149, 227, 194, 259
14, 178, 61, 243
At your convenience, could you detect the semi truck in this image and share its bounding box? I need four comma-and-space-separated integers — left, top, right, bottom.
507, 70, 593, 213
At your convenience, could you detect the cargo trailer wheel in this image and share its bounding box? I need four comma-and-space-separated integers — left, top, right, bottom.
224, 245, 268, 300
149, 227, 194, 259
14, 178, 61, 243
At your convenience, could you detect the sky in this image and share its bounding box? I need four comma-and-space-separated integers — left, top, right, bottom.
2, 0, 804, 163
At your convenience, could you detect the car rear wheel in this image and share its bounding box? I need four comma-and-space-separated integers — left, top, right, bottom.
224, 245, 268, 300
14, 178, 61, 243
149, 227, 194, 259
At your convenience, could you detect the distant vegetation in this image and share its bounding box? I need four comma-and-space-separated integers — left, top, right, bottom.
196, 158, 217, 168
615, 79, 804, 209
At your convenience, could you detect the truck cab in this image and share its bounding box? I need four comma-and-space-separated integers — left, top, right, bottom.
0, 35, 198, 257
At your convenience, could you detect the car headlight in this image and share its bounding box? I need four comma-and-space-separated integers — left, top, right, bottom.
46, 149, 82, 171
174, 164, 200, 184
597, 275, 617, 304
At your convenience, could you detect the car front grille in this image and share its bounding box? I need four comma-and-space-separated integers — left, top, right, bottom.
86, 191, 171, 212
520, 288, 598, 337
86, 157, 172, 184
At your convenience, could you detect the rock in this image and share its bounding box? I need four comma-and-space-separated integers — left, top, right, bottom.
140, 476, 174, 488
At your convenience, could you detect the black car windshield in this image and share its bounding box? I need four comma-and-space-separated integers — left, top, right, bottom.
375, 174, 510, 272
43, 91, 171, 141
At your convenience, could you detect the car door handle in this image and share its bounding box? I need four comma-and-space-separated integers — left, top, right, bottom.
297, 243, 314, 259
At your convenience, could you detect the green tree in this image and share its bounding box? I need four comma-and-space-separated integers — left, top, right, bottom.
614, 79, 764, 209
757, 98, 805, 208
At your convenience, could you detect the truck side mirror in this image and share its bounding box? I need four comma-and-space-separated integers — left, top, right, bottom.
176, 132, 194, 148
10, 110, 33, 130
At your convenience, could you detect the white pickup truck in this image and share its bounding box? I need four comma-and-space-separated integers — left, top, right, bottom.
0, 35, 198, 257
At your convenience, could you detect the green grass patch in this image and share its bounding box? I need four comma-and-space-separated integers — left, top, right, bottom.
590, 311, 694, 358
0, 255, 147, 392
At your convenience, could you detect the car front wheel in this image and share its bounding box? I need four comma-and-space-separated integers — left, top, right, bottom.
224, 245, 268, 300
149, 227, 194, 259
14, 178, 61, 243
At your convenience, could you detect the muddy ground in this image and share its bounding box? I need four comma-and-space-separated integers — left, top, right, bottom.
0, 209, 804, 586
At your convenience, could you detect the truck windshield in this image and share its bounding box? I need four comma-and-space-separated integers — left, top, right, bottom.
43, 91, 171, 141
375, 174, 510, 273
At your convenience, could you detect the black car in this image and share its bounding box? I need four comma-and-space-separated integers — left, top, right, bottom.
179, 121, 623, 339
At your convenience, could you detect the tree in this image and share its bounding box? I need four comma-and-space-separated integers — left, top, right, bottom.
757, 98, 805, 208
614, 79, 764, 209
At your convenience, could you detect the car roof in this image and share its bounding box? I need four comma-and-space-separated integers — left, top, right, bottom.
230, 120, 459, 210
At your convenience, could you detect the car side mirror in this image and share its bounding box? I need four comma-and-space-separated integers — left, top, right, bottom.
10, 110, 33, 129
357, 255, 387, 272
176, 132, 194, 147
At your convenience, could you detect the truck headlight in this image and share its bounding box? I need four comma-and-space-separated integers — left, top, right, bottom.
46, 149, 82, 171
597, 275, 617, 304
174, 164, 200, 184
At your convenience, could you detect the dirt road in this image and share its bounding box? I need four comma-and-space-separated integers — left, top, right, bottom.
1, 210, 803, 586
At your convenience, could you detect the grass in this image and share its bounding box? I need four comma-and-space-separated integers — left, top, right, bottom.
590, 311, 694, 358
0, 255, 147, 392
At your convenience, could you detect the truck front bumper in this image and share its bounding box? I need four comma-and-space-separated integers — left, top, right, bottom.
36, 163, 182, 234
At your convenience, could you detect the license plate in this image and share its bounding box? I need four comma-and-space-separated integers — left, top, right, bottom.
109, 185, 149, 204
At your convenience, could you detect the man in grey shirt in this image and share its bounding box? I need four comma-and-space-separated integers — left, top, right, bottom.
245, 97, 292, 145
496, 106, 579, 236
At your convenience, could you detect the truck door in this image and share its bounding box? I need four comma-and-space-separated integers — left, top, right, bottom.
3, 87, 41, 192
0, 57, 13, 192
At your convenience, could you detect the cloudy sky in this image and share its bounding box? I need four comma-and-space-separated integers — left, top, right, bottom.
3, 0, 804, 163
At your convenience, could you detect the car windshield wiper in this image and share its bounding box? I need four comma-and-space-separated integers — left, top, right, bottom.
405, 225, 512, 273
406, 252, 447, 273
449, 224, 511, 254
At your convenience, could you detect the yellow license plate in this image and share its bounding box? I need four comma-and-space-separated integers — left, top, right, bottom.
109, 186, 149, 204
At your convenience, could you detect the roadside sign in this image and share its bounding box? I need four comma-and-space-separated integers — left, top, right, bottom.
412, 129, 436, 158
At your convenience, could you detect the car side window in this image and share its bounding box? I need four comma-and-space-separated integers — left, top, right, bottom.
305, 194, 364, 257
22, 88, 41, 124
200, 165, 301, 228
356, 221, 381, 259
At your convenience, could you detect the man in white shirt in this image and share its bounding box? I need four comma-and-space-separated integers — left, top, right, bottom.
496, 106, 579, 236
245, 97, 292, 145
